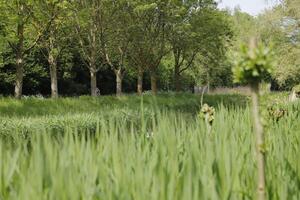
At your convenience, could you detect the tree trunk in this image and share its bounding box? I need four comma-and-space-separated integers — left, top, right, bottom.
150, 72, 157, 95
49, 62, 58, 98
251, 83, 266, 200
89, 32, 98, 97
14, 16, 24, 99
90, 69, 97, 97
115, 69, 123, 96
89, 19, 98, 97
206, 71, 210, 93
15, 59, 24, 99
48, 32, 58, 98
174, 65, 181, 92
137, 68, 143, 95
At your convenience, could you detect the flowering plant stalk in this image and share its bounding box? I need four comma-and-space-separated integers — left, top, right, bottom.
233, 38, 274, 200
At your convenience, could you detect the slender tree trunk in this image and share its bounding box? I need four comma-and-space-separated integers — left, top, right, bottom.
150, 71, 157, 95
49, 61, 58, 98
48, 32, 58, 98
15, 56, 24, 99
207, 82, 210, 93
173, 49, 181, 92
137, 67, 143, 95
89, 19, 98, 97
89, 28, 97, 97
90, 68, 97, 97
174, 65, 181, 92
90, 54, 97, 97
206, 71, 210, 93
14, 17, 24, 99
115, 69, 123, 96
251, 83, 266, 200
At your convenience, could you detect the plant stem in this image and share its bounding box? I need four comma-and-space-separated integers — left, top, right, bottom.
251, 83, 266, 200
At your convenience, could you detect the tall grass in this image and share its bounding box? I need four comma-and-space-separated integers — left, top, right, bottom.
0, 94, 299, 199
0, 93, 247, 117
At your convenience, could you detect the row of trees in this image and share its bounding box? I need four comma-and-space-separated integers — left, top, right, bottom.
0, 0, 232, 98
2, 0, 296, 98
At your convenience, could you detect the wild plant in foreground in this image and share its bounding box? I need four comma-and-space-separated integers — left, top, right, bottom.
267, 104, 287, 122
199, 104, 215, 134
233, 39, 274, 200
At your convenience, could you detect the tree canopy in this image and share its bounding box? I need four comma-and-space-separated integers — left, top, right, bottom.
0, 0, 298, 97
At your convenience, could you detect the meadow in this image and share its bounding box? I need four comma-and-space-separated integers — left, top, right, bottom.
0, 93, 299, 200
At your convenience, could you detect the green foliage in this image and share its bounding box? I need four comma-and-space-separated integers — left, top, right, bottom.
232, 43, 275, 85
0, 0, 298, 96
0, 94, 299, 199
230, 9, 258, 47
0, 0, 236, 95
255, 0, 300, 89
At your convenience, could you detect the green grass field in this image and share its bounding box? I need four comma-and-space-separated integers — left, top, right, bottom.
0, 93, 299, 199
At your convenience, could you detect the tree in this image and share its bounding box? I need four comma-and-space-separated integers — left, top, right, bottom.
103, 0, 131, 96
37, 0, 69, 98
255, 0, 300, 89
231, 8, 258, 46
0, 0, 236, 96
68, 0, 106, 96
127, 1, 169, 95
168, 0, 198, 91
1, 0, 55, 98
169, 2, 232, 91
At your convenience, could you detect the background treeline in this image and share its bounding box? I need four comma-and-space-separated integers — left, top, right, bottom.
230, 0, 300, 91
0, 0, 299, 98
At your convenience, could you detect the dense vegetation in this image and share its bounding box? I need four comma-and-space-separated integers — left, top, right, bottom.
231, 0, 300, 90
0, 0, 232, 97
1, 0, 298, 97
0, 94, 299, 199
0, 1, 299, 200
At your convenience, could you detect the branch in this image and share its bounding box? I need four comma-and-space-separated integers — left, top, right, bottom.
24, 13, 57, 55
105, 52, 113, 68
178, 50, 186, 67
40, 48, 48, 60
8, 41, 17, 52
105, 48, 120, 73
179, 52, 197, 74
73, 13, 91, 66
